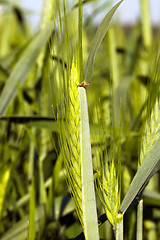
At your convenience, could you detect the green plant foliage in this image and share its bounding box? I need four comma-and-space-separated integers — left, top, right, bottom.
0, 164, 12, 218
28, 178, 36, 240
0, 0, 160, 240
79, 87, 99, 240
84, 0, 123, 83
0, 21, 54, 116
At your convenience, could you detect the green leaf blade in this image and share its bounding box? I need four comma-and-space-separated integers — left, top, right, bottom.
79, 87, 99, 240
0, 21, 54, 116
0, 116, 58, 130
84, 0, 123, 83
28, 178, 36, 240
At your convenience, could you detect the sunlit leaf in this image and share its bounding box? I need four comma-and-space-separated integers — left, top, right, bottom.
84, 0, 123, 83
0, 21, 54, 116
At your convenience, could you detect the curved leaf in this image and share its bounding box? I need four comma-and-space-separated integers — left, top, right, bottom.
0, 21, 54, 116
84, 0, 123, 83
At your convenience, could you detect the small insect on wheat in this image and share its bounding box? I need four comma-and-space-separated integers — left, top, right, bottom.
77, 82, 90, 87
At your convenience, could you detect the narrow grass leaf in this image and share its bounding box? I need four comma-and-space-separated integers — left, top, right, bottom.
0, 164, 12, 218
0, 116, 58, 131
79, 87, 99, 240
0, 21, 54, 116
0, 116, 104, 135
78, 0, 83, 83
28, 178, 36, 240
84, 0, 123, 83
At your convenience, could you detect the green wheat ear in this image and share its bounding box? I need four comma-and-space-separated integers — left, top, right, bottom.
103, 161, 121, 228
139, 50, 160, 167
60, 59, 83, 224
95, 147, 121, 230
139, 98, 160, 167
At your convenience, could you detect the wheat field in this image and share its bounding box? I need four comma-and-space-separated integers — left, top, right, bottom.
0, 0, 160, 240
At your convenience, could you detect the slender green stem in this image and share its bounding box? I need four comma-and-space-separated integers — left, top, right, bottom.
136, 199, 143, 240
140, 0, 152, 48
108, 27, 119, 89
115, 213, 123, 240
78, 0, 83, 83
28, 178, 36, 240
28, 129, 35, 192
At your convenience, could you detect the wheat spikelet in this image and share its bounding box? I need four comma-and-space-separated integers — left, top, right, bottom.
139, 98, 160, 166
96, 155, 121, 229
94, 88, 122, 229
103, 161, 121, 229
139, 49, 160, 166
60, 59, 83, 224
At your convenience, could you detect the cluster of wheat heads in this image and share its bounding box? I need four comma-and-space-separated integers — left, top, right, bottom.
56, 1, 125, 239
